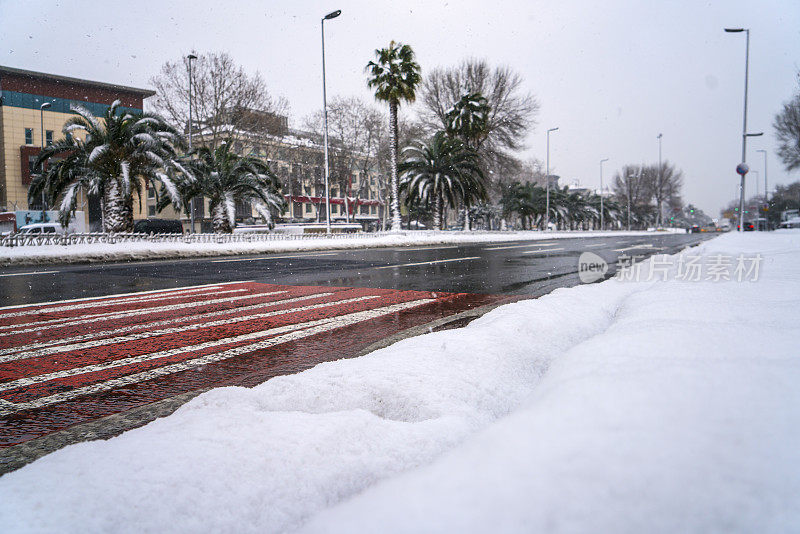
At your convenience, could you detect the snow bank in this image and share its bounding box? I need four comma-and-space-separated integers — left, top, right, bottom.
298, 231, 800, 534
0, 229, 665, 266
2, 231, 796, 534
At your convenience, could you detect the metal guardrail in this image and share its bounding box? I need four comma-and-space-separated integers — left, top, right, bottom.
0, 231, 395, 247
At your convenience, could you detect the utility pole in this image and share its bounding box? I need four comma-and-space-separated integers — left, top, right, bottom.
545, 127, 558, 231
599, 158, 609, 230
187, 53, 197, 233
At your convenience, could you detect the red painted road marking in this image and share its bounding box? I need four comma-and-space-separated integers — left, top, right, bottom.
0, 281, 512, 447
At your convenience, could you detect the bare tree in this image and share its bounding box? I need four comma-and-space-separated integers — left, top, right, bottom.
149, 51, 289, 149
648, 161, 684, 226
304, 96, 384, 222
418, 58, 540, 185
774, 78, 800, 171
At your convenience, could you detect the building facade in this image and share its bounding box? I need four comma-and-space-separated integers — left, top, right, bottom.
0, 65, 156, 230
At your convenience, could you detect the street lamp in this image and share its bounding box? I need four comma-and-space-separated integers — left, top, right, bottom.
724, 27, 754, 232
545, 127, 558, 231
321, 9, 341, 234
757, 148, 768, 220
599, 158, 609, 230
657, 133, 663, 227
187, 53, 197, 233
40, 102, 52, 212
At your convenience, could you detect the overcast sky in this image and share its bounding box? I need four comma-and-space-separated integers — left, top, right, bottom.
2, 0, 799, 216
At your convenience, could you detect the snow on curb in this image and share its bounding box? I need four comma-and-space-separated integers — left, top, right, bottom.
0, 230, 668, 267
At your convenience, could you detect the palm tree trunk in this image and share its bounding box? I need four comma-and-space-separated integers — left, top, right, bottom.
212, 202, 233, 234
433, 194, 443, 230
102, 179, 133, 233
462, 207, 470, 231
389, 100, 401, 232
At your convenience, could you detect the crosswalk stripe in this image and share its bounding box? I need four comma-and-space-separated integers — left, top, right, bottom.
0, 299, 434, 415
0, 287, 248, 320
0, 280, 252, 312
0, 291, 289, 334
522, 248, 565, 254
374, 256, 480, 269
0, 291, 339, 359
484, 242, 558, 251
0, 293, 378, 368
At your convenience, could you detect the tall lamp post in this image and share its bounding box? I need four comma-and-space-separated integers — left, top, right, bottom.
321, 9, 342, 234
545, 127, 558, 231
599, 158, 609, 230
657, 133, 663, 227
39, 102, 52, 213
757, 148, 768, 229
187, 53, 197, 233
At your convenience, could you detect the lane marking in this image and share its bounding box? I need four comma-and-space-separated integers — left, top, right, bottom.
0, 280, 253, 312
613, 244, 657, 252
484, 243, 558, 251
210, 253, 338, 263
0, 299, 434, 415
0, 295, 383, 386
585, 243, 607, 248
0, 291, 289, 334
374, 256, 480, 269
0, 291, 338, 361
521, 248, 565, 254
0, 270, 60, 278
0, 288, 248, 320
392, 245, 463, 252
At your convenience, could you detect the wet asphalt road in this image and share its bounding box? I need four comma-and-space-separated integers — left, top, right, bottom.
0, 233, 715, 306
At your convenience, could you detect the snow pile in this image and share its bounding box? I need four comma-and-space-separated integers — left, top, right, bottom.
0, 229, 665, 266
1, 231, 797, 533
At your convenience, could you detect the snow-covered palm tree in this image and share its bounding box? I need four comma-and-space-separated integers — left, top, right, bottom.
31, 101, 187, 232
399, 132, 486, 230
365, 41, 421, 231
178, 143, 284, 233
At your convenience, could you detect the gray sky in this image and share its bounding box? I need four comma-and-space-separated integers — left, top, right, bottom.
2, 0, 799, 216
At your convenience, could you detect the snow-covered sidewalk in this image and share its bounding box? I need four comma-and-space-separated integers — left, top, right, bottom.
1, 231, 797, 533
0, 229, 669, 266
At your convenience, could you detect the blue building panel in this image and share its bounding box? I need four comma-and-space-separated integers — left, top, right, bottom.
0, 90, 143, 116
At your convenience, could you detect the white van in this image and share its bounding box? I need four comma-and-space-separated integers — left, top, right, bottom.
18, 222, 68, 235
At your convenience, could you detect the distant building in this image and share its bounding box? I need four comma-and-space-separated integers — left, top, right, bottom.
192, 115, 385, 231
0, 65, 158, 230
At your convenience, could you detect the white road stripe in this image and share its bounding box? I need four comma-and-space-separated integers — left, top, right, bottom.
0, 294, 382, 386
521, 248, 565, 254
0, 280, 253, 312
0, 291, 288, 334
484, 243, 558, 251
0, 291, 339, 361
0, 299, 434, 415
0, 270, 60, 278
585, 243, 607, 248
392, 246, 463, 252
374, 256, 480, 269
0, 287, 247, 320
613, 244, 655, 252
210, 253, 338, 263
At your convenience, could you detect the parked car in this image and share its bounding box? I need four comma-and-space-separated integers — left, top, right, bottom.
133, 219, 184, 235
737, 222, 755, 231
18, 222, 67, 235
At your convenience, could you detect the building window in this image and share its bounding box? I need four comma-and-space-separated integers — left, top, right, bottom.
371, 206, 376, 215
305, 203, 312, 214
148, 205, 156, 217
25, 128, 33, 145
331, 204, 338, 214
46, 130, 54, 146
360, 205, 369, 215
28, 156, 38, 175
148, 186, 155, 199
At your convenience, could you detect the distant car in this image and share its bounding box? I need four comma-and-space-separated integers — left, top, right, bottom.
689, 225, 701, 233
133, 218, 184, 235
737, 222, 755, 232
18, 222, 67, 235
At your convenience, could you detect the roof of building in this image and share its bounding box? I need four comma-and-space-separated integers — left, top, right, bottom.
0, 65, 155, 97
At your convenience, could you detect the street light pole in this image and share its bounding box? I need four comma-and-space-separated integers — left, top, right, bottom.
599, 158, 609, 230
724, 28, 751, 232
321, 9, 342, 235
757, 148, 768, 228
545, 127, 558, 231
40, 102, 51, 213
657, 133, 663, 227
187, 53, 197, 233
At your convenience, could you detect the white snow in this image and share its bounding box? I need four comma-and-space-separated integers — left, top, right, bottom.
1, 231, 797, 533
1, 229, 668, 266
